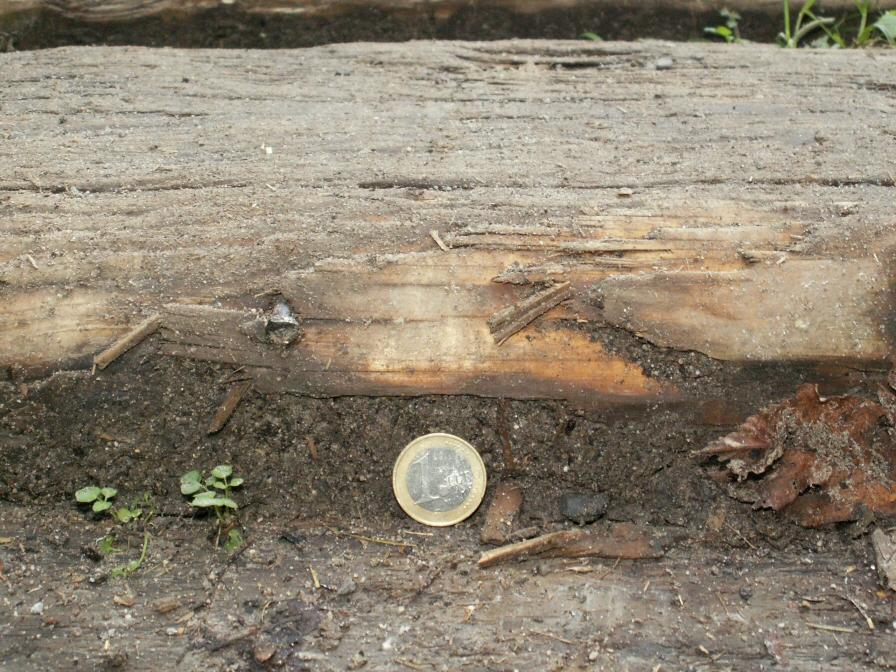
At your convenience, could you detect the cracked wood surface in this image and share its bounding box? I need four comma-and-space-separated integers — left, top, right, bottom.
1, 40, 895, 401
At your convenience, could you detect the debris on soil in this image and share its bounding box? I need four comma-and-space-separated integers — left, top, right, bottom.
478, 522, 669, 568
487, 281, 571, 346
560, 491, 608, 525
93, 313, 161, 370
152, 596, 182, 614
253, 634, 277, 664
337, 578, 357, 596
480, 482, 523, 545
872, 528, 896, 591
695, 383, 896, 527
479, 529, 582, 567
207, 380, 253, 434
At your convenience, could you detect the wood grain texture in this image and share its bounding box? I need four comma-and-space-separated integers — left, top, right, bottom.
1, 41, 894, 401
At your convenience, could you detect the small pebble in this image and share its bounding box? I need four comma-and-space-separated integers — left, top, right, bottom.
655, 56, 674, 70
337, 578, 357, 597
30, 601, 44, 615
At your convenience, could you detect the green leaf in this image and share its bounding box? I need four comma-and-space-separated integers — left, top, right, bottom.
181, 470, 201, 483
228, 477, 244, 488
93, 500, 112, 513
704, 25, 733, 41
191, 492, 222, 508
211, 465, 233, 479
114, 507, 141, 523
212, 480, 227, 490
224, 529, 245, 552
874, 11, 896, 44
180, 480, 202, 495
205, 476, 217, 487
100, 487, 118, 500
218, 497, 238, 510
580, 32, 602, 41
75, 486, 101, 503
97, 535, 117, 555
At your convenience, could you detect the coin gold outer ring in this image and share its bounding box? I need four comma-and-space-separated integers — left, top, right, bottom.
392, 433, 487, 527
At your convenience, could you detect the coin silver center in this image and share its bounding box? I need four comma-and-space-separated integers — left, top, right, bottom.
405, 445, 474, 512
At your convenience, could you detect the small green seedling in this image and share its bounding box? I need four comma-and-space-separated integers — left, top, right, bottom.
76, 486, 118, 513
780, 0, 836, 48
97, 535, 118, 555
224, 529, 245, 552
180, 465, 243, 509
874, 10, 896, 45
580, 32, 602, 42
76, 488, 154, 576
76, 485, 143, 523
181, 465, 245, 548
704, 9, 743, 43
110, 532, 150, 579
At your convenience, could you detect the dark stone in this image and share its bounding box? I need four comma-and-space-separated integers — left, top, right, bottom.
560, 491, 608, 525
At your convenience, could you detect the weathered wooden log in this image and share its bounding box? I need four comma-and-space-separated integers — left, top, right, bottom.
3, 0, 896, 49
1, 41, 894, 405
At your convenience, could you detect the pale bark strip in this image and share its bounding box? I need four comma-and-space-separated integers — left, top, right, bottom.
93, 314, 161, 370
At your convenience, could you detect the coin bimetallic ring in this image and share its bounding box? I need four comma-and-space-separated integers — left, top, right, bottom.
392, 433, 487, 526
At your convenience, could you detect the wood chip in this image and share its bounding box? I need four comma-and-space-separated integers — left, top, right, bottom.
152, 596, 181, 614
806, 623, 855, 634
488, 281, 571, 346
429, 229, 449, 251
872, 528, 896, 591
207, 380, 253, 434
479, 483, 523, 545
94, 313, 161, 370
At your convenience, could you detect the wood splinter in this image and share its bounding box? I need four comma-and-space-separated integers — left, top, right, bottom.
479, 482, 523, 545
478, 523, 668, 568
479, 529, 585, 567
488, 281, 571, 346
207, 380, 253, 434
429, 229, 450, 252
93, 313, 162, 370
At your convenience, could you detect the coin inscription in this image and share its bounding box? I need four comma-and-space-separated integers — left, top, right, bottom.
405, 445, 474, 512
